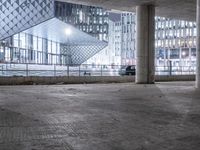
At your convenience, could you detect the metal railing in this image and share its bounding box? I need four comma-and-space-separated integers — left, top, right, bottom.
155, 66, 196, 75
0, 63, 196, 77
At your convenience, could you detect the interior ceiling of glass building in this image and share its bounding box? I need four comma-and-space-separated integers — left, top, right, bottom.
24, 18, 105, 45
24, 18, 107, 64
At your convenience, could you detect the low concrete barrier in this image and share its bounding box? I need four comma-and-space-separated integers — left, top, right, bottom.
0, 75, 195, 85
155, 75, 195, 82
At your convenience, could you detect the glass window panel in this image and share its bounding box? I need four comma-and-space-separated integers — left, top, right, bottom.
52, 42, 57, 54
182, 48, 189, 59
38, 37, 42, 52
20, 33, 26, 49
13, 34, 19, 47
33, 36, 38, 50
170, 49, 179, 59
48, 41, 52, 53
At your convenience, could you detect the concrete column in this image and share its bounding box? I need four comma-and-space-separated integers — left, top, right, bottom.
196, 0, 200, 88
42, 39, 48, 64
27, 34, 33, 63
136, 5, 155, 84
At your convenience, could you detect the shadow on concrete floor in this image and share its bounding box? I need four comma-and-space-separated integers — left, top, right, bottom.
0, 82, 200, 150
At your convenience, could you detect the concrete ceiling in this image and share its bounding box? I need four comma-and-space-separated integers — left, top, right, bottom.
57, 0, 197, 21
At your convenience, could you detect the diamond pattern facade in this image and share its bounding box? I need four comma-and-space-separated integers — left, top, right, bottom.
22, 18, 108, 65
0, 0, 54, 40
60, 42, 107, 65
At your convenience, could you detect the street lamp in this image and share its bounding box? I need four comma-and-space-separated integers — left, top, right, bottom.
65, 28, 72, 68
65, 28, 72, 36
182, 51, 186, 57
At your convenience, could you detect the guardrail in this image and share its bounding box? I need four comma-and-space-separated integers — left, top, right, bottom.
0, 63, 196, 77
155, 66, 196, 75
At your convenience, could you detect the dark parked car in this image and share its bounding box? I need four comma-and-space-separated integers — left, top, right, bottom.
119, 65, 136, 76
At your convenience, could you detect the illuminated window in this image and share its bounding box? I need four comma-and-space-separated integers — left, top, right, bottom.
79, 10, 83, 22
13, 34, 19, 47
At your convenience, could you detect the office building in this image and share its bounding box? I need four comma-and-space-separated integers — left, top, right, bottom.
55, 1, 109, 41
0, 1, 108, 66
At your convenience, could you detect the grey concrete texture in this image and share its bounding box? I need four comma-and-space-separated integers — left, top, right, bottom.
0, 76, 135, 85
0, 75, 195, 85
58, 0, 197, 21
0, 82, 200, 150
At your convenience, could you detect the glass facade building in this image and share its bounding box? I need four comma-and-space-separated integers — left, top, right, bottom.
0, 0, 197, 76
0, 1, 108, 66
0, 32, 61, 64
0, 0, 54, 40
55, 1, 109, 41
155, 17, 197, 67
121, 13, 136, 65
99, 12, 197, 67
85, 13, 122, 66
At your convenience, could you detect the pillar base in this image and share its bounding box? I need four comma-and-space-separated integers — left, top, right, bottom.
136, 82, 155, 84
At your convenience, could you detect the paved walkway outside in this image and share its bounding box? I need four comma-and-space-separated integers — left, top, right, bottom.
0, 82, 200, 150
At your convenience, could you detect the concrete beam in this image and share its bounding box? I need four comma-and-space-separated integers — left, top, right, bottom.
136, 5, 155, 84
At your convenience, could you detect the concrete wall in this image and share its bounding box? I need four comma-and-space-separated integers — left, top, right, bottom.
0, 75, 195, 85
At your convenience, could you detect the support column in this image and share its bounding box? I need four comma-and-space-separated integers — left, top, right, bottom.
136, 5, 155, 84
42, 39, 48, 64
27, 34, 33, 63
196, 0, 200, 89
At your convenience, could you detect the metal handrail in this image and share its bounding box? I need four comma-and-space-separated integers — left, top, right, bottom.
0, 63, 196, 77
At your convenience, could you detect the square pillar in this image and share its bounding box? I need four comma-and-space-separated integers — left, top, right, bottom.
136, 5, 155, 84
196, 0, 200, 89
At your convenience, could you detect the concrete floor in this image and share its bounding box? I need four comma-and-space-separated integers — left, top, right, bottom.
0, 82, 200, 150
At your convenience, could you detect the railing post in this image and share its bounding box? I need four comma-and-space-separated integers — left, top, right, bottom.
5, 63, 8, 76
54, 65, 56, 77
120, 65, 122, 76
169, 60, 172, 76
67, 65, 69, 77
189, 66, 191, 75
1, 65, 3, 76
181, 66, 183, 75
101, 65, 103, 76
26, 63, 28, 77
79, 65, 81, 77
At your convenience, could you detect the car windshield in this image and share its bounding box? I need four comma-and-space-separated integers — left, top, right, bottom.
121, 65, 135, 69
121, 66, 127, 69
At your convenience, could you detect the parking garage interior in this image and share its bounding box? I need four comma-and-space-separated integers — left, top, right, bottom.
0, 0, 200, 150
